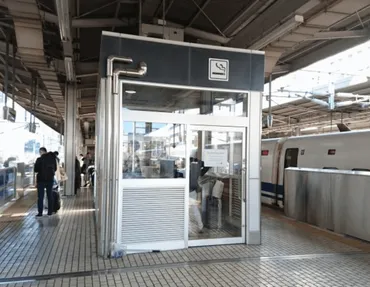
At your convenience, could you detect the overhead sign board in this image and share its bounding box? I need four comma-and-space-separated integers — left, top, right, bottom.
99, 32, 265, 92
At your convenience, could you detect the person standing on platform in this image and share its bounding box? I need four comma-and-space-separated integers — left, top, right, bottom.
75, 156, 81, 195
82, 152, 92, 186
34, 147, 57, 217
54, 151, 60, 164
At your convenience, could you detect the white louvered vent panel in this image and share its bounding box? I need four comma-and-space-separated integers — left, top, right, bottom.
232, 178, 242, 219
121, 187, 185, 244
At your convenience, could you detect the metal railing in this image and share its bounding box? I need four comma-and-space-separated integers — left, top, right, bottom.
0, 167, 17, 203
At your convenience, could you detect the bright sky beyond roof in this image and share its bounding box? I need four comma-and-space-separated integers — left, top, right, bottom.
263, 39, 370, 109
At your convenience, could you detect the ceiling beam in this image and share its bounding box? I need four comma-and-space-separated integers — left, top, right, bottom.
42, 10, 230, 44
54, 0, 75, 82
14, 100, 62, 133
73, 18, 131, 28
248, 15, 304, 50
227, 0, 308, 47
154, 0, 176, 18
272, 64, 291, 75
287, 37, 369, 74
78, 83, 97, 91
0, 55, 38, 105
42, 11, 132, 28
187, 0, 211, 27
33, 110, 62, 122
16, 91, 56, 107
305, 29, 370, 41
185, 27, 230, 44
222, 0, 271, 36
0, 62, 32, 78
20, 102, 59, 118
79, 107, 96, 115
11, 82, 47, 94
53, 60, 98, 76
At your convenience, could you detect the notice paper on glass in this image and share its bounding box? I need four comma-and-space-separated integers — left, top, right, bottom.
204, 149, 228, 167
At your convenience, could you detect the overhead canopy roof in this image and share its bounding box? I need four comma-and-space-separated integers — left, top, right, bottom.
0, 0, 369, 137
263, 80, 370, 137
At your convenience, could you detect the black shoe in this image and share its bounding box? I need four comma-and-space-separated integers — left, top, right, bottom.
47, 213, 52, 216
36, 214, 42, 217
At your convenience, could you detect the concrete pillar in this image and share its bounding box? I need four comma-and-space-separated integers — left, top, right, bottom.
246, 91, 262, 244
64, 83, 77, 196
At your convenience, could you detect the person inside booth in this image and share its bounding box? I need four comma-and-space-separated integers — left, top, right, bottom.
123, 140, 142, 178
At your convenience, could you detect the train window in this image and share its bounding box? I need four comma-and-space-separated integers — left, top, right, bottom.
352, 168, 370, 172
323, 167, 338, 170
284, 148, 299, 169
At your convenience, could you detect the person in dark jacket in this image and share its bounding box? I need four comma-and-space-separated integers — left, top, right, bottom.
75, 157, 81, 195
53, 151, 60, 164
34, 147, 57, 217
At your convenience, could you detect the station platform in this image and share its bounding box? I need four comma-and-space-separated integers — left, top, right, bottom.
0, 190, 370, 286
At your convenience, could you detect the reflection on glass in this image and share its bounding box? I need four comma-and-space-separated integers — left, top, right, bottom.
189, 130, 243, 240
122, 121, 186, 179
122, 84, 248, 117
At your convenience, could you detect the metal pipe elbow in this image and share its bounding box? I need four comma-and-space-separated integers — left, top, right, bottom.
112, 62, 148, 94
107, 56, 133, 77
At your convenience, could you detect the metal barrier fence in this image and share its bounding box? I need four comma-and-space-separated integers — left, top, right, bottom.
285, 167, 370, 242
0, 167, 17, 203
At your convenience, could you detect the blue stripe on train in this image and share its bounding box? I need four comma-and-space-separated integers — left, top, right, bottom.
261, 182, 284, 200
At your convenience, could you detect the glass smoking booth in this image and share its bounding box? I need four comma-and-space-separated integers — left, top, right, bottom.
96, 32, 265, 257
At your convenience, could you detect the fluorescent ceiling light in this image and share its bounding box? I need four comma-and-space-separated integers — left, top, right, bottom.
215, 97, 224, 101
323, 125, 336, 129
65, 56, 74, 82
55, 0, 71, 42
249, 15, 304, 50
125, 90, 136, 94
301, 127, 317, 132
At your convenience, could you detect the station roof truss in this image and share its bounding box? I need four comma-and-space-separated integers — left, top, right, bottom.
263, 80, 370, 137
0, 0, 368, 137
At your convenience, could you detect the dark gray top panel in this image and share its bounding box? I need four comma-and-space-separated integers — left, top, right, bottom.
99, 34, 265, 92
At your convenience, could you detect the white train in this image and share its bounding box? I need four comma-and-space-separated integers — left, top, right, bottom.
261, 130, 370, 207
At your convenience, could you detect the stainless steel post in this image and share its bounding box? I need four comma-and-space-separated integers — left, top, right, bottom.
11, 37, 15, 109
268, 74, 272, 128
103, 75, 112, 257
103, 56, 133, 257
111, 76, 121, 245
13, 167, 17, 199
64, 83, 77, 196
4, 33, 9, 107
97, 78, 106, 257
246, 91, 262, 245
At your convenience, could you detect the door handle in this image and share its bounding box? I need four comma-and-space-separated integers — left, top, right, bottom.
241, 167, 246, 202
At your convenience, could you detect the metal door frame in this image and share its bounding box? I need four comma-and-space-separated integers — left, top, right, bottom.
116, 81, 249, 252
187, 125, 246, 247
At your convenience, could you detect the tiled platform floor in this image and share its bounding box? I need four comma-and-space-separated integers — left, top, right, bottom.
1, 189, 370, 286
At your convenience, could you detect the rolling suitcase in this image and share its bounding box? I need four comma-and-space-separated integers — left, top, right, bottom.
53, 191, 61, 212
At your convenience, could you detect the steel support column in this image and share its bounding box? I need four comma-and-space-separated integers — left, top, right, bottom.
64, 83, 77, 196
246, 91, 262, 244
4, 33, 9, 106
200, 91, 213, 115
